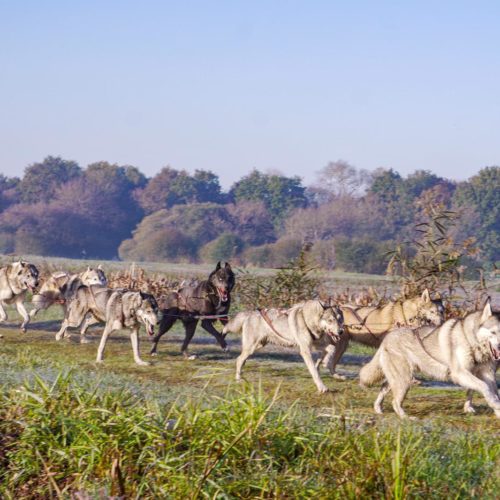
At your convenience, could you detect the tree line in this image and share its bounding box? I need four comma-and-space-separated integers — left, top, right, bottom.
0, 156, 497, 274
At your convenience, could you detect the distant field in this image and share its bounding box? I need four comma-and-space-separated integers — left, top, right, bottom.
1, 253, 397, 299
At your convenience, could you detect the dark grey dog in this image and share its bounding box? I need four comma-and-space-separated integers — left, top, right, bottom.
150, 261, 235, 358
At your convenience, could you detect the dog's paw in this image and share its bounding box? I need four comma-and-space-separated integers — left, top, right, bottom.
332, 373, 347, 381
463, 403, 476, 414
80, 336, 92, 344
187, 354, 197, 360
20, 327, 27, 334
317, 385, 330, 394
135, 360, 150, 366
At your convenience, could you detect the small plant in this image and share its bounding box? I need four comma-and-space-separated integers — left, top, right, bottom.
387, 205, 478, 300
235, 244, 320, 309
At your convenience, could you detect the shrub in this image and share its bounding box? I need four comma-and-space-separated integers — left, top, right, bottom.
242, 237, 302, 268
334, 237, 392, 274
199, 233, 244, 263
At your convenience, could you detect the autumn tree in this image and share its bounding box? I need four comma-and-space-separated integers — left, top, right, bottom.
19, 156, 82, 203
453, 166, 500, 262
229, 169, 307, 225
309, 160, 372, 204
135, 167, 224, 214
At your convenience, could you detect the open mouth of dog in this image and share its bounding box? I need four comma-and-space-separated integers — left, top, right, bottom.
216, 287, 228, 302
490, 343, 500, 361
142, 319, 155, 336
326, 330, 341, 342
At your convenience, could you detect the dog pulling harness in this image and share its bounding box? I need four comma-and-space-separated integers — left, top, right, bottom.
258, 308, 291, 343
345, 302, 423, 339
258, 306, 342, 344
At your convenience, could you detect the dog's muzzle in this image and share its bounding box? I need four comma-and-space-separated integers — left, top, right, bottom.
146, 321, 155, 336
217, 287, 228, 302
327, 330, 341, 342
26, 281, 39, 292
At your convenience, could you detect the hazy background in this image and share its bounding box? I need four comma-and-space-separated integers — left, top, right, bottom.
1, 1, 499, 186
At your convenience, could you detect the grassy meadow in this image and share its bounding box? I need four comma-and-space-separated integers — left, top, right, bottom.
0, 258, 499, 498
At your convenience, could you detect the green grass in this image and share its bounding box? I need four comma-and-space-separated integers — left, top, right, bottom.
0, 302, 499, 498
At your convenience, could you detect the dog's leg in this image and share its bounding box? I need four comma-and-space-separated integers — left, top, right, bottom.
374, 382, 390, 414
15, 298, 30, 333
324, 333, 350, 380
297, 339, 329, 393
150, 312, 177, 356
80, 315, 100, 343
181, 319, 198, 359
235, 327, 260, 381
0, 302, 8, 324
55, 319, 70, 341
130, 327, 149, 366
391, 382, 410, 418
29, 305, 40, 318
200, 319, 228, 351
55, 303, 85, 341
463, 390, 475, 414
451, 368, 500, 417
382, 350, 412, 418
96, 325, 113, 363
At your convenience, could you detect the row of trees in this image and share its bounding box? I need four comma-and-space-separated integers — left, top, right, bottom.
0, 156, 498, 273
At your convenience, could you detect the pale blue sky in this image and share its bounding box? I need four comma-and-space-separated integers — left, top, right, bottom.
1, 1, 499, 187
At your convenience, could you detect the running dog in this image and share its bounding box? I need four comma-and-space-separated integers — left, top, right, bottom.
223, 300, 344, 393
30, 266, 107, 317
150, 261, 235, 358
321, 290, 444, 378
360, 301, 500, 418
0, 261, 39, 333
96, 289, 159, 365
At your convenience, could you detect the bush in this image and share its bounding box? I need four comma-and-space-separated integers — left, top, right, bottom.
119, 204, 234, 263
242, 237, 302, 268
199, 233, 244, 263
119, 226, 197, 262
334, 237, 392, 274
310, 239, 336, 269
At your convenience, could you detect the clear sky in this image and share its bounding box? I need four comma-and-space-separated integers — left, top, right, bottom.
1, 1, 499, 187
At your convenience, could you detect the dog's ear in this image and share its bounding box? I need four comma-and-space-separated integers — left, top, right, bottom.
421, 289, 431, 303
97, 264, 103, 271
86, 266, 91, 272
224, 262, 232, 272
215, 261, 221, 271
480, 298, 492, 323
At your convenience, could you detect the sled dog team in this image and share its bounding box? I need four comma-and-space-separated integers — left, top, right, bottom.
0, 260, 499, 419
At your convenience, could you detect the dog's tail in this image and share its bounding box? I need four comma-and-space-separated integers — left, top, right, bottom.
222, 313, 246, 335
359, 348, 385, 387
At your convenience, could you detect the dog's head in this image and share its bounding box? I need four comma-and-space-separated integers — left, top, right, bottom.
318, 300, 345, 342
80, 265, 107, 287
209, 261, 235, 303
411, 289, 445, 326
12, 261, 39, 292
134, 292, 160, 336
477, 300, 500, 362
